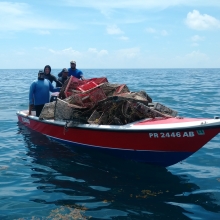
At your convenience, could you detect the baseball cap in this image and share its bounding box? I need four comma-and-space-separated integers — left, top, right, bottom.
70, 60, 76, 64
63, 68, 68, 73
38, 70, 44, 74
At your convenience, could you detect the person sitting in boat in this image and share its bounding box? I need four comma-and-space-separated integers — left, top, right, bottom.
56, 68, 69, 87
28, 70, 60, 117
67, 60, 85, 80
44, 65, 62, 87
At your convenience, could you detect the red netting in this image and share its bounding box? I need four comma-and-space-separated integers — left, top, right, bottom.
64, 76, 108, 98
78, 81, 98, 92
67, 87, 107, 108
88, 87, 106, 104
64, 76, 84, 97
91, 77, 108, 85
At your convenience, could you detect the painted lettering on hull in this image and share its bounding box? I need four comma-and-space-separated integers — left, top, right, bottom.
149, 131, 195, 138
22, 117, 30, 124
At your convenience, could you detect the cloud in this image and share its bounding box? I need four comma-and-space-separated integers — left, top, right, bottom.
88, 48, 108, 56
106, 25, 124, 35
0, 2, 72, 32
64, 0, 220, 10
185, 50, 209, 60
146, 28, 156, 33
106, 25, 129, 40
161, 30, 168, 36
116, 47, 140, 59
185, 10, 220, 30
48, 47, 108, 60
33, 47, 48, 50
173, 50, 210, 67
49, 47, 82, 57
177, 50, 209, 64
15, 50, 26, 55
191, 43, 199, 47
191, 35, 204, 42
190, 35, 205, 47
35, 30, 51, 35
0, 2, 29, 16
145, 27, 168, 36
119, 36, 129, 41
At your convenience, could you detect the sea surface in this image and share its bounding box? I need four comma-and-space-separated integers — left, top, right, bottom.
0, 68, 220, 220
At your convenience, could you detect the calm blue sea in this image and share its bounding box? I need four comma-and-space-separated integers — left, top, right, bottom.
0, 69, 220, 219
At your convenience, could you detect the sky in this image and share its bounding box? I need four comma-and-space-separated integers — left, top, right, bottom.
0, 0, 220, 69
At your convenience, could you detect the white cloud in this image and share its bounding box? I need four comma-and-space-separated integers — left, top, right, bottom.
35, 30, 51, 35
174, 50, 209, 66
105, 25, 129, 43
146, 27, 168, 36
116, 47, 140, 59
161, 30, 168, 36
119, 36, 129, 41
33, 47, 47, 50
1, 46, 218, 68
146, 28, 156, 33
64, 0, 220, 10
185, 50, 209, 61
15, 50, 26, 55
88, 48, 98, 53
106, 25, 124, 35
88, 48, 108, 56
0, 2, 29, 16
191, 35, 204, 42
0, 2, 73, 32
99, 50, 108, 56
185, 10, 220, 30
191, 43, 199, 47
49, 47, 82, 57
190, 35, 205, 47
47, 47, 108, 61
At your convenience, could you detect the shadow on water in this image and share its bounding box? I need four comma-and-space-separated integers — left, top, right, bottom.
17, 123, 220, 220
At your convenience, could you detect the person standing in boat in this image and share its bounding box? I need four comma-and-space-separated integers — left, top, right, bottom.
67, 60, 85, 80
44, 65, 62, 87
56, 68, 69, 87
28, 70, 60, 117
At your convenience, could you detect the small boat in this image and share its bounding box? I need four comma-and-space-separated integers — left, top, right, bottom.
16, 110, 220, 167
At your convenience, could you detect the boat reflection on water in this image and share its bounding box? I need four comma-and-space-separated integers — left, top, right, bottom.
18, 123, 220, 219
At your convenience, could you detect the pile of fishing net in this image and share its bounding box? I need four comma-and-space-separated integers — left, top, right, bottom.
39, 76, 178, 125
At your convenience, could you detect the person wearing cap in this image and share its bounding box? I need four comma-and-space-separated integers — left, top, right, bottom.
56, 68, 69, 87
28, 70, 61, 117
44, 65, 62, 87
68, 60, 85, 80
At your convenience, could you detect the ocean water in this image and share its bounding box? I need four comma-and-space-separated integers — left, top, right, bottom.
0, 68, 220, 220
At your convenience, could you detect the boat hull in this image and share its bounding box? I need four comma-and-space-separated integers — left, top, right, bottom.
17, 111, 220, 166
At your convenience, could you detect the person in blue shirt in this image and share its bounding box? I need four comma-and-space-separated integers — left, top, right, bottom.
28, 70, 60, 117
68, 60, 85, 80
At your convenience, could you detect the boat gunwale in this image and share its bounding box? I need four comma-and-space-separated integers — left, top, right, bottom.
16, 110, 220, 133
